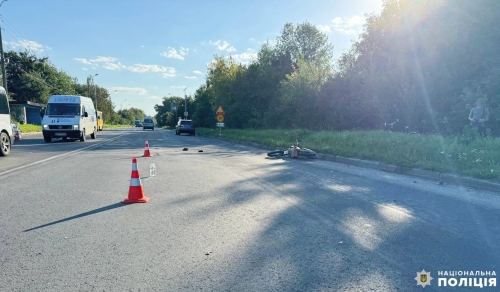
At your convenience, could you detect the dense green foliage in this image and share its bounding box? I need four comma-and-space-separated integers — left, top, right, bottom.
4, 50, 144, 125
154, 96, 196, 128
156, 0, 500, 136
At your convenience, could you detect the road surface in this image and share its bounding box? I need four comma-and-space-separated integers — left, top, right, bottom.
1, 129, 499, 291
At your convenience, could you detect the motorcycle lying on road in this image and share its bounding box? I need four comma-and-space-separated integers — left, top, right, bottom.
267, 140, 317, 159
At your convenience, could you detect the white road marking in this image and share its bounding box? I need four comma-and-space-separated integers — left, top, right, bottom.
14, 143, 65, 147
0, 133, 130, 178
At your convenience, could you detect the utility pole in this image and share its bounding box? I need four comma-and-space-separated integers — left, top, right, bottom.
93, 74, 98, 111
88, 74, 98, 110
0, 0, 8, 93
86, 76, 91, 98
93, 78, 97, 111
0, 26, 7, 92
183, 87, 188, 119
110, 90, 117, 122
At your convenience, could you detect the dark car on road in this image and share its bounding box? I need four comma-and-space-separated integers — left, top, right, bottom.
143, 117, 155, 130
135, 120, 141, 127
176, 119, 195, 136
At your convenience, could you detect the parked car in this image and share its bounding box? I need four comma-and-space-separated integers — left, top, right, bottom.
0, 86, 12, 156
134, 120, 141, 127
175, 119, 195, 136
143, 117, 155, 130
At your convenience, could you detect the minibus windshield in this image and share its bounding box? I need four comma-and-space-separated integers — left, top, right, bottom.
46, 104, 81, 116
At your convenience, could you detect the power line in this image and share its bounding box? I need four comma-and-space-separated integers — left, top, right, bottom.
1, 16, 26, 42
3, 28, 21, 48
0, 17, 27, 55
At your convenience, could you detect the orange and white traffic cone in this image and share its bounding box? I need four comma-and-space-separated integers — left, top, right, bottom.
142, 138, 152, 157
122, 158, 150, 204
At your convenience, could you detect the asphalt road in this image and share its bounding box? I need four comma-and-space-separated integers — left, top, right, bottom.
1, 128, 499, 291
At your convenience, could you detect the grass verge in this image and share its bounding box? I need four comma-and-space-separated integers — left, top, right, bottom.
103, 124, 131, 129
17, 124, 131, 132
18, 124, 42, 133
197, 128, 500, 180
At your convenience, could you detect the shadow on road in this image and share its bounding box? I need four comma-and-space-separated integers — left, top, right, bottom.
166, 156, 500, 290
23, 202, 129, 232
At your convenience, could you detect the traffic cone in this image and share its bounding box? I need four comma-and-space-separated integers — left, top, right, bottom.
123, 158, 150, 204
142, 138, 152, 157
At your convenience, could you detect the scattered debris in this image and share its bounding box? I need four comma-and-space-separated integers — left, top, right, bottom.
183, 148, 188, 151
198, 150, 203, 153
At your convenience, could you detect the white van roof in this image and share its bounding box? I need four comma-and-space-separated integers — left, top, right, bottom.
48, 95, 93, 104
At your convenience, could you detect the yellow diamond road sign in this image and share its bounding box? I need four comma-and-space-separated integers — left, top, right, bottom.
216, 106, 225, 115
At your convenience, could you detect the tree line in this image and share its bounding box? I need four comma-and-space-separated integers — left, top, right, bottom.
4, 50, 144, 124
155, 0, 500, 136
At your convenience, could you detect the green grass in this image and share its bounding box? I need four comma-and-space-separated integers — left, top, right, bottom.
103, 124, 132, 129
17, 124, 131, 132
16, 123, 130, 132
18, 124, 42, 133
197, 128, 500, 180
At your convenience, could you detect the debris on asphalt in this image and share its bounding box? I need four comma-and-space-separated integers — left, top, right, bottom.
198, 150, 203, 152
438, 181, 444, 185
183, 148, 188, 151
413, 181, 417, 183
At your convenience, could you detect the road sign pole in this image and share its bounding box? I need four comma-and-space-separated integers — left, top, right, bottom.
215, 106, 225, 136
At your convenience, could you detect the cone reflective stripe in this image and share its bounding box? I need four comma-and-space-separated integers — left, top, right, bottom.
131, 162, 139, 176
143, 138, 152, 157
123, 158, 150, 203
130, 178, 142, 186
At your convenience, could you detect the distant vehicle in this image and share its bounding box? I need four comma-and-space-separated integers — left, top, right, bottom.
135, 120, 141, 127
96, 111, 103, 131
0, 86, 13, 156
175, 119, 195, 136
41, 95, 97, 143
143, 117, 155, 131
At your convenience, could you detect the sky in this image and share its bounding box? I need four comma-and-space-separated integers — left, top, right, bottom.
0, 0, 383, 116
